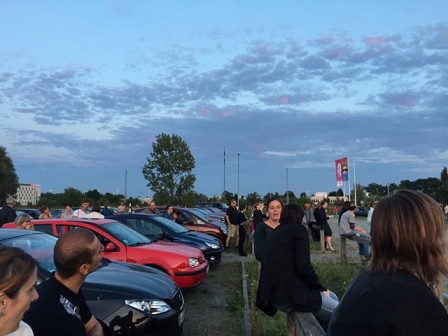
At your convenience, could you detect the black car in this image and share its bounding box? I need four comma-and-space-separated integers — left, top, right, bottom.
0, 229, 185, 336
107, 213, 224, 264
354, 207, 368, 217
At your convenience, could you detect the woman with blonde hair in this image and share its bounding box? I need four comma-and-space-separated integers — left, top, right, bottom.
0, 245, 39, 335
327, 190, 448, 335
14, 214, 34, 230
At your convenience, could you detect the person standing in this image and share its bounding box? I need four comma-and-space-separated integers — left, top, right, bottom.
314, 201, 335, 251
72, 199, 90, 218
328, 190, 448, 335
14, 213, 34, 230
254, 198, 282, 262
117, 201, 126, 213
84, 202, 104, 219
237, 205, 248, 256
225, 199, 239, 250
305, 203, 319, 242
61, 205, 73, 219
24, 228, 105, 336
256, 203, 339, 330
0, 197, 17, 227
163, 205, 174, 220
366, 200, 378, 234
38, 205, 51, 219
142, 201, 161, 215
332, 205, 339, 219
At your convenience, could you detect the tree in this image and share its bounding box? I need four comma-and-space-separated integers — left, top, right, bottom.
85, 189, 102, 201
59, 187, 84, 207
441, 167, 448, 206
245, 192, 262, 205
142, 133, 196, 205
0, 146, 19, 203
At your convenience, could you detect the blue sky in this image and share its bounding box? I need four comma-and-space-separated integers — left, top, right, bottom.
1, 1, 447, 200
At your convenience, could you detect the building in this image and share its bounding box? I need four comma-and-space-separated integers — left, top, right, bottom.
310, 191, 347, 205
16, 184, 41, 206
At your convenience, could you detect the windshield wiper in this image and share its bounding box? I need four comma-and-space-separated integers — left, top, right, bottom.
128, 241, 150, 247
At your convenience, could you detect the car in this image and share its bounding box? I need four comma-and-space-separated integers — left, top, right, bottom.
9, 219, 209, 288
136, 207, 228, 246
0, 229, 185, 336
50, 208, 66, 218
19, 208, 41, 219
193, 208, 225, 222
106, 213, 224, 264
354, 207, 368, 217
195, 202, 229, 210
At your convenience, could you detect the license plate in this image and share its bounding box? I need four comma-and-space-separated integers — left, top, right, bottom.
178, 309, 185, 326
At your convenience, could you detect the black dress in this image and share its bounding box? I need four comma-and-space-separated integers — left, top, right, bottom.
314, 207, 332, 237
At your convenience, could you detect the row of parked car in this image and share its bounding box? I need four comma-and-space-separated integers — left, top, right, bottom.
2, 204, 230, 335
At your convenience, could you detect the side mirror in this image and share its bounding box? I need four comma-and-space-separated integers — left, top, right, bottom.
105, 243, 115, 252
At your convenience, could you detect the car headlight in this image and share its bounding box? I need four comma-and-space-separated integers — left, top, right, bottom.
205, 242, 220, 249
125, 299, 171, 315
188, 258, 199, 267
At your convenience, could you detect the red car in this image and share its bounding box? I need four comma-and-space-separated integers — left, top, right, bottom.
7, 219, 208, 288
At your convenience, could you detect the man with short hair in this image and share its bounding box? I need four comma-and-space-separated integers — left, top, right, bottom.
60, 204, 73, 219
0, 197, 17, 227
225, 199, 239, 249
142, 201, 161, 215
73, 199, 90, 218
24, 228, 105, 336
339, 202, 370, 261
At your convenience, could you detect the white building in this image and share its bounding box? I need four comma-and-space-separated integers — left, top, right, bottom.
16, 184, 41, 205
310, 191, 347, 205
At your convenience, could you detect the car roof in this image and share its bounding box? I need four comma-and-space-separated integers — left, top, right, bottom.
31, 218, 117, 226
0, 228, 46, 239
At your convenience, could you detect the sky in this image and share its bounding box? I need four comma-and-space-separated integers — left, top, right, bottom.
1, 0, 447, 200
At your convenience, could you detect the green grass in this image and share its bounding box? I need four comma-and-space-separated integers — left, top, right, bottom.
244, 258, 363, 335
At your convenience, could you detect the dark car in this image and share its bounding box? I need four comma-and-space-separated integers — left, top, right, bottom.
354, 207, 368, 217
195, 202, 229, 210
135, 207, 228, 246
19, 208, 41, 219
107, 213, 224, 264
0, 229, 185, 336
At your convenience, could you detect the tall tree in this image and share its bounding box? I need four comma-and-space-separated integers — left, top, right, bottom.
441, 167, 448, 206
0, 146, 19, 203
142, 133, 196, 205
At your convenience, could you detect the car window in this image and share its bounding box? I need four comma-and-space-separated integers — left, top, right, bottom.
191, 213, 205, 225
151, 216, 189, 234
36, 224, 54, 236
102, 222, 151, 246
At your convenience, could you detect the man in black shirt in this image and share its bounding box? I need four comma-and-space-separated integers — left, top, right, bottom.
0, 197, 17, 227
24, 228, 104, 336
225, 199, 239, 249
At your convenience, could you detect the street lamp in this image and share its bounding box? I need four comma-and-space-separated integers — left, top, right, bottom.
286, 168, 289, 204
237, 153, 240, 207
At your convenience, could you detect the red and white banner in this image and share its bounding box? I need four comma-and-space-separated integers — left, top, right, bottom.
335, 159, 343, 187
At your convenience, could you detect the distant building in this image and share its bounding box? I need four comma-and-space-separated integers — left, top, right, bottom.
16, 183, 41, 205
310, 191, 347, 205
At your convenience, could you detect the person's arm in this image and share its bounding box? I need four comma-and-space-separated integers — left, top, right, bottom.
225, 209, 232, 226
253, 224, 265, 262
85, 316, 104, 336
72, 210, 79, 218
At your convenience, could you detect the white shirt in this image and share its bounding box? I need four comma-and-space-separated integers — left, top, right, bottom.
84, 212, 104, 219
72, 209, 88, 218
7, 321, 34, 336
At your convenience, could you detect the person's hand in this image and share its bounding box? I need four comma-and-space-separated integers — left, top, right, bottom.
322, 290, 331, 297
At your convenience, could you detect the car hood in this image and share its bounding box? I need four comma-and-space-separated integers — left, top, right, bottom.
182, 231, 222, 245
150, 240, 204, 258
83, 259, 179, 299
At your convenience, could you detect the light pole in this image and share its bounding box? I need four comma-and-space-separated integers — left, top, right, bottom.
286, 168, 289, 204
237, 153, 240, 207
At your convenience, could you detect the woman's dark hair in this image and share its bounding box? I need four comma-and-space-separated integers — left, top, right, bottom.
91, 202, 101, 213
39, 205, 48, 213
266, 198, 283, 209
280, 203, 304, 225
0, 245, 38, 299
338, 201, 351, 225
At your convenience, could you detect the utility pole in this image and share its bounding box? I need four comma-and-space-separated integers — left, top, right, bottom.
237, 153, 240, 208
286, 168, 289, 204
223, 147, 226, 199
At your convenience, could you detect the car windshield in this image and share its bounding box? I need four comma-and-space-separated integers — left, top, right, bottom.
1, 233, 57, 273
102, 222, 151, 246
150, 216, 189, 234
